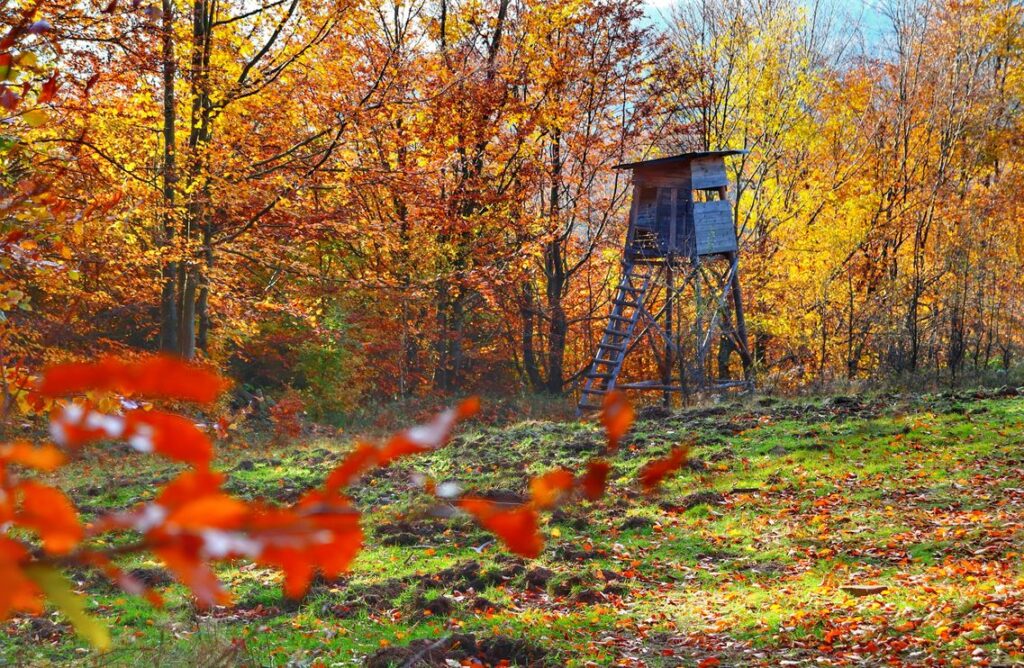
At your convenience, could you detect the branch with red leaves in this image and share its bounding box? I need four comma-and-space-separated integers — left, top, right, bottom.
440, 390, 689, 559
0, 358, 690, 649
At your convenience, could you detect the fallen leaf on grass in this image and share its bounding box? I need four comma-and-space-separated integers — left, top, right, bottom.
839, 584, 888, 596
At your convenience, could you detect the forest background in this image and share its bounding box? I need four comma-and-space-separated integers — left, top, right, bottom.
2, 0, 1023, 423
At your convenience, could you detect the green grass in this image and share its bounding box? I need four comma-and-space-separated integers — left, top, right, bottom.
5, 391, 1024, 666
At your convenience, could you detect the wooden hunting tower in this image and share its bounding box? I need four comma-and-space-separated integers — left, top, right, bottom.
577, 150, 754, 413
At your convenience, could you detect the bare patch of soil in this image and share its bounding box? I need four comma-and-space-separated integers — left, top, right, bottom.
364, 633, 549, 667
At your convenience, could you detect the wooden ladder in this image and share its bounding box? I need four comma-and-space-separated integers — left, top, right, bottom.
577, 262, 653, 415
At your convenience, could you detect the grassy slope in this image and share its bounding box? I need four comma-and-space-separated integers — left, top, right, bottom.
4, 390, 1024, 666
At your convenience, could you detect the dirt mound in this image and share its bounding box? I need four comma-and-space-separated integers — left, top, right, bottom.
128, 567, 174, 587
364, 633, 548, 667
524, 566, 553, 590
679, 490, 725, 509
411, 595, 457, 620
376, 519, 454, 547
470, 596, 503, 612
637, 405, 672, 420
423, 559, 502, 592
330, 578, 409, 615
620, 516, 653, 531
18, 617, 68, 642
479, 489, 528, 504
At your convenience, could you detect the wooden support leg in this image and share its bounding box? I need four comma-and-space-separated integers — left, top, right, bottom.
664, 261, 673, 408
693, 258, 706, 389
728, 251, 753, 386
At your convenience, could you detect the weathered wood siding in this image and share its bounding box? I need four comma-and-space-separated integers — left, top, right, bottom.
690, 157, 728, 190
693, 200, 737, 255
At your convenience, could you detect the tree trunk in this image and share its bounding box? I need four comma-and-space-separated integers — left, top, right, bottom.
196, 223, 212, 352
181, 0, 212, 360
717, 334, 734, 380
521, 283, 543, 390
543, 134, 566, 395
434, 285, 457, 392
158, 0, 179, 354
546, 298, 566, 394
179, 268, 197, 359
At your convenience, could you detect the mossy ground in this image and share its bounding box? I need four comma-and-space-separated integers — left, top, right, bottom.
4, 390, 1024, 666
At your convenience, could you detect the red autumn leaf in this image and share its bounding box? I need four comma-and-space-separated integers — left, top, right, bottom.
251, 503, 364, 598
600, 390, 634, 453
459, 497, 543, 558
125, 410, 213, 468
165, 494, 248, 532
38, 355, 228, 404
638, 445, 690, 493
155, 542, 231, 608
529, 468, 575, 509
48, 403, 109, 447
15, 481, 83, 554
3, 230, 25, 245
39, 72, 57, 103
0, 441, 65, 471
52, 404, 214, 467
157, 469, 225, 508
272, 551, 315, 599
0, 538, 42, 619
325, 398, 479, 493
324, 442, 378, 493
0, 85, 19, 111
301, 511, 363, 579
580, 459, 610, 501
377, 397, 480, 465
215, 416, 230, 439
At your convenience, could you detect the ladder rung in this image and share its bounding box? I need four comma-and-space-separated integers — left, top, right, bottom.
577, 262, 650, 415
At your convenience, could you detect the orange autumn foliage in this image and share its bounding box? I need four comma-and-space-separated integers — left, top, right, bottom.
0, 441, 65, 471
0, 538, 42, 619
325, 397, 480, 494
0, 356, 378, 636
38, 356, 227, 404
529, 468, 576, 509
458, 395, 637, 556
580, 460, 611, 501
13, 480, 82, 555
125, 411, 214, 468
458, 498, 544, 559
49, 405, 213, 468
638, 445, 691, 493
600, 390, 634, 453
1, 354, 703, 647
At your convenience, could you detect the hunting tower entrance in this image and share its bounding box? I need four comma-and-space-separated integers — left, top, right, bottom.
577, 150, 754, 414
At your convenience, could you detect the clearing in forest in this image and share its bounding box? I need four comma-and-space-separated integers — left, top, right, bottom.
4, 390, 1024, 667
